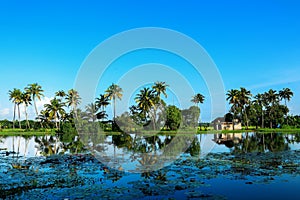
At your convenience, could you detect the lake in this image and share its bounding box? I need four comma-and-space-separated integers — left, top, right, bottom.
0, 132, 300, 199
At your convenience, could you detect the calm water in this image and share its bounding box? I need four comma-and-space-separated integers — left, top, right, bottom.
0, 132, 300, 199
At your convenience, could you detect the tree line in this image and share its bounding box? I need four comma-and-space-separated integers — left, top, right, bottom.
5, 82, 298, 132
226, 87, 294, 129
3, 82, 205, 132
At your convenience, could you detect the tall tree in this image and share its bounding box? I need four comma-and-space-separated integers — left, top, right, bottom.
279, 88, 293, 106
135, 87, 156, 129
105, 83, 123, 120
226, 89, 240, 130
191, 93, 205, 124
279, 88, 293, 125
66, 89, 81, 118
152, 82, 169, 129
44, 98, 66, 129
25, 83, 44, 127
265, 89, 279, 128
8, 88, 23, 129
55, 90, 66, 99
152, 81, 168, 98
95, 94, 110, 111
253, 93, 266, 128
238, 87, 252, 129
38, 110, 50, 128
84, 103, 98, 122
22, 92, 32, 129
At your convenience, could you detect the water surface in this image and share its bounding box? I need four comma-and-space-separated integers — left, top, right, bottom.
0, 132, 300, 199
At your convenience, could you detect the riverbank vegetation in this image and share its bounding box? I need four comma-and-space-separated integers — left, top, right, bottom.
1, 82, 300, 137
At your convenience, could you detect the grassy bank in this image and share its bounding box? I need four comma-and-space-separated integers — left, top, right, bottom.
1, 127, 300, 137
0, 128, 56, 136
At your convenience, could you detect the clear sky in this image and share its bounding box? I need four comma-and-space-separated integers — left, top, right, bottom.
0, 0, 299, 122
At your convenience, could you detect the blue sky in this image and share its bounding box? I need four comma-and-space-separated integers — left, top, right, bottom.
0, 0, 300, 122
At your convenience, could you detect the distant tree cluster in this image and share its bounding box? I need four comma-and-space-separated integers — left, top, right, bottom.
226, 87, 294, 129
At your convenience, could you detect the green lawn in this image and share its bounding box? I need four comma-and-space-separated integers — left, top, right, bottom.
1, 127, 300, 137
0, 128, 56, 136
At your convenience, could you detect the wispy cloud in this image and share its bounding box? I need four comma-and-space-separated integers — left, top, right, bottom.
0, 108, 10, 119
27, 96, 52, 119
247, 77, 300, 90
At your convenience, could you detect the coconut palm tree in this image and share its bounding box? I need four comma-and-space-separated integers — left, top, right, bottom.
135, 87, 156, 129
66, 89, 81, 118
55, 90, 66, 99
238, 87, 252, 129
191, 93, 205, 125
253, 93, 266, 128
191, 93, 205, 106
9, 89, 18, 129
152, 81, 168, 98
38, 110, 50, 128
21, 92, 32, 129
8, 88, 23, 129
84, 103, 98, 122
25, 83, 44, 127
226, 89, 239, 130
265, 89, 279, 128
266, 89, 279, 106
105, 83, 123, 120
279, 88, 293, 125
44, 98, 66, 129
279, 88, 293, 106
95, 94, 110, 111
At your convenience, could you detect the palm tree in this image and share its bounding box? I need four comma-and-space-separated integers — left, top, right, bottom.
152, 81, 168, 98
8, 88, 23, 129
9, 89, 18, 129
266, 89, 279, 106
25, 83, 44, 127
135, 87, 156, 129
191, 93, 205, 106
191, 93, 205, 125
84, 103, 98, 122
279, 88, 293, 125
265, 89, 279, 128
105, 83, 123, 120
55, 90, 66, 99
38, 110, 50, 128
66, 89, 81, 118
238, 87, 252, 129
226, 89, 239, 130
44, 98, 66, 129
21, 92, 32, 129
95, 94, 110, 111
279, 88, 293, 106
253, 93, 266, 128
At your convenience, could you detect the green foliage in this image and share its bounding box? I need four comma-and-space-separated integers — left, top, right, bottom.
165, 105, 181, 130
224, 113, 233, 122
226, 87, 294, 129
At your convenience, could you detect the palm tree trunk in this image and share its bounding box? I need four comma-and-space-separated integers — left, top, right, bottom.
261, 107, 264, 128
34, 98, 43, 128
113, 97, 116, 120
17, 104, 21, 129
24, 105, 30, 129
285, 99, 289, 126
232, 107, 235, 130
153, 107, 157, 131
13, 103, 16, 129
55, 113, 58, 129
